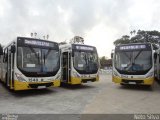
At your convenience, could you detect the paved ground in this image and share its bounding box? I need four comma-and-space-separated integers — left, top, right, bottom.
83, 75, 160, 114
0, 73, 160, 116
0, 75, 104, 114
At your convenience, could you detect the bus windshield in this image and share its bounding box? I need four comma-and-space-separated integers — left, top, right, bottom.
17, 46, 60, 77
73, 51, 99, 74
114, 50, 152, 75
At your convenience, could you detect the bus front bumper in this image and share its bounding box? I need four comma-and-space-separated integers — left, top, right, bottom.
69, 76, 99, 85
112, 76, 154, 85
13, 80, 60, 91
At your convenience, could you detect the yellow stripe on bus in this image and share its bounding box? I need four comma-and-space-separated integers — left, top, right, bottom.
13, 79, 60, 91
112, 76, 154, 85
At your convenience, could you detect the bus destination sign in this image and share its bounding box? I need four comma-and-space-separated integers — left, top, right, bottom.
75, 46, 94, 51
24, 39, 51, 47
17, 37, 59, 49
119, 45, 147, 50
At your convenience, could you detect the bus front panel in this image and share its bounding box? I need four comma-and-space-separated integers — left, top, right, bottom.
70, 44, 99, 84
112, 43, 154, 86
12, 37, 61, 90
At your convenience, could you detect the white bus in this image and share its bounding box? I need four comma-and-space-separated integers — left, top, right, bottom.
0, 37, 61, 90
155, 47, 160, 81
112, 43, 155, 86
60, 43, 99, 85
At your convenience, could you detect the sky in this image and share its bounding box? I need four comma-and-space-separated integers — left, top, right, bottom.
0, 0, 160, 58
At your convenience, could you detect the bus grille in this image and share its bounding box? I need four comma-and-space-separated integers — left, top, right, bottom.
29, 82, 53, 88
122, 79, 143, 84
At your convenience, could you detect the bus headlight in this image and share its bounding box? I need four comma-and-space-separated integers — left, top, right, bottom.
15, 73, 26, 82
146, 72, 154, 78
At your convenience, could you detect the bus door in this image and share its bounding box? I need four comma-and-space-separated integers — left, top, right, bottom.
158, 52, 160, 80
6, 46, 15, 88
6, 48, 10, 87
0, 46, 3, 80
62, 52, 71, 83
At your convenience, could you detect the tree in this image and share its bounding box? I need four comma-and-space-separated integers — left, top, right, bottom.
70, 36, 84, 44
114, 30, 160, 46
59, 41, 67, 45
100, 56, 112, 69
100, 56, 108, 69
113, 35, 130, 45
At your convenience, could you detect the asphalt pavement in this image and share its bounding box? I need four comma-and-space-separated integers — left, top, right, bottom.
0, 73, 160, 119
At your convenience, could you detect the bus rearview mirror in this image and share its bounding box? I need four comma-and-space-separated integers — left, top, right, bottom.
11, 45, 16, 53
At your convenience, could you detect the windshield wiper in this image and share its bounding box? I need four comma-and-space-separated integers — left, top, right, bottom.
129, 50, 144, 71
29, 47, 41, 64
133, 50, 143, 62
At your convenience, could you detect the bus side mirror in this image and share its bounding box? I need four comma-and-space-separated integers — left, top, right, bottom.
0, 46, 3, 55
111, 53, 113, 59
11, 45, 16, 53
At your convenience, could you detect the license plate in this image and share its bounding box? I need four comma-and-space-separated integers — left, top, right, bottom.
129, 82, 136, 85
38, 86, 46, 89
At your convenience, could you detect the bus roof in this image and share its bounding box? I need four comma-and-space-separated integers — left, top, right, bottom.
59, 43, 96, 48
115, 42, 152, 47
115, 43, 152, 51
59, 43, 96, 51
3, 36, 58, 49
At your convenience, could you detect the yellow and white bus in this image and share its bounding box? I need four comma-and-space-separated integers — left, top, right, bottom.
155, 47, 160, 81
0, 37, 61, 90
60, 43, 99, 85
112, 43, 155, 86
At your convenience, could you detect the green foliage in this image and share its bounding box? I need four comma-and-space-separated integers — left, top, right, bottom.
100, 56, 107, 69
114, 35, 130, 45
114, 30, 160, 46
100, 56, 112, 68
70, 36, 84, 44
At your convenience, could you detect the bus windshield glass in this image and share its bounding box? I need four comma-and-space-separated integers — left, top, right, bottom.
114, 44, 152, 75
73, 51, 99, 74
17, 38, 60, 77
